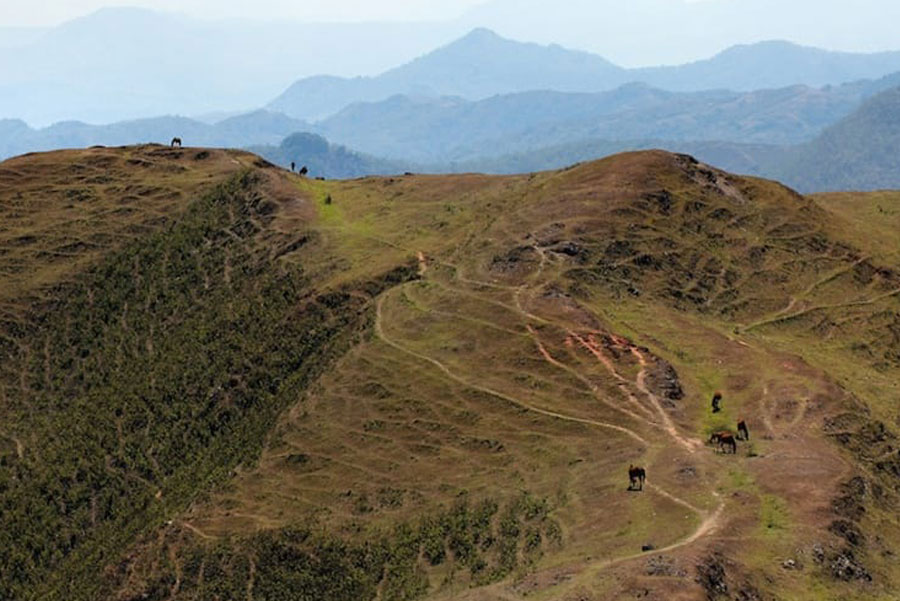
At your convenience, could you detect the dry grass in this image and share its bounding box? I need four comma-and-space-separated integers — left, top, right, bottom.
3, 148, 899, 600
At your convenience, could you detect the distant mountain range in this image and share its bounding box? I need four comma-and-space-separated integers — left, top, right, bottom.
270, 29, 900, 121
433, 85, 900, 193
0, 111, 308, 160
309, 74, 900, 162
462, 0, 900, 67
4, 15, 900, 193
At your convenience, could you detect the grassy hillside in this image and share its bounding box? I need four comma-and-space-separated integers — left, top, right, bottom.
1, 148, 899, 600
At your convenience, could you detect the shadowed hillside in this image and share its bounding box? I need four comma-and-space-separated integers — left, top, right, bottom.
1, 148, 899, 600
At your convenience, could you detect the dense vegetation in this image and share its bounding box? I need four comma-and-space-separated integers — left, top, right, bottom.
0, 170, 415, 600
112, 493, 560, 600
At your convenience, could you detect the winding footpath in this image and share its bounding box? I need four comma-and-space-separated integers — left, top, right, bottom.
374, 253, 726, 598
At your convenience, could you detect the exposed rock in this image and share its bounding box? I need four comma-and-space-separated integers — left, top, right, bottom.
829, 548, 871, 582
491, 245, 540, 273
781, 559, 799, 570
646, 555, 687, 577
644, 358, 685, 405
697, 554, 729, 599
550, 241, 589, 262
829, 519, 866, 548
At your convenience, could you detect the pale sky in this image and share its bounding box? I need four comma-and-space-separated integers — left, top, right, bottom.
3, 0, 899, 66
0, 0, 486, 26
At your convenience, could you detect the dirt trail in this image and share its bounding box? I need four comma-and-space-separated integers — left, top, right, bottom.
527, 326, 651, 425
376, 296, 648, 446
375, 287, 726, 587
631, 348, 703, 452
568, 332, 659, 423
379, 251, 726, 596
745, 286, 900, 332
181, 521, 217, 541
12, 436, 24, 459
417, 251, 428, 276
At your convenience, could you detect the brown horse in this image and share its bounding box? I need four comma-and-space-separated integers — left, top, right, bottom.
709, 431, 737, 454
628, 465, 646, 491
737, 419, 750, 441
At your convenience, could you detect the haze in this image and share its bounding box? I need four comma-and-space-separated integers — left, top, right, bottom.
4, 0, 900, 66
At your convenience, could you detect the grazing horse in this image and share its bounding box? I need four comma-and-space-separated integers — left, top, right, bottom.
299, 165, 309, 176
711, 392, 723, 413
709, 431, 737, 454
171, 137, 182, 148
628, 465, 646, 491
737, 419, 750, 441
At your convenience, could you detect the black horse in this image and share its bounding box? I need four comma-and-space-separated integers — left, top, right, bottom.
628, 465, 646, 491
171, 137, 182, 148
737, 419, 750, 441
711, 392, 723, 413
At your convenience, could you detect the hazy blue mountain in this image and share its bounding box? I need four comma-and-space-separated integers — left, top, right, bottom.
461, 0, 900, 67
270, 29, 900, 121
311, 75, 900, 163
267, 28, 626, 120
250, 132, 408, 179
443, 85, 900, 193
0, 111, 308, 160
634, 41, 900, 91
771, 86, 900, 191
0, 7, 463, 126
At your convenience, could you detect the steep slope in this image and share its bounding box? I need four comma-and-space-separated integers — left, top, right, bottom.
2, 149, 899, 601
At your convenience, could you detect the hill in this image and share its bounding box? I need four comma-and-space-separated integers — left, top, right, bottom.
249, 131, 408, 179
1, 147, 900, 600
0, 110, 308, 161
269, 29, 900, 121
